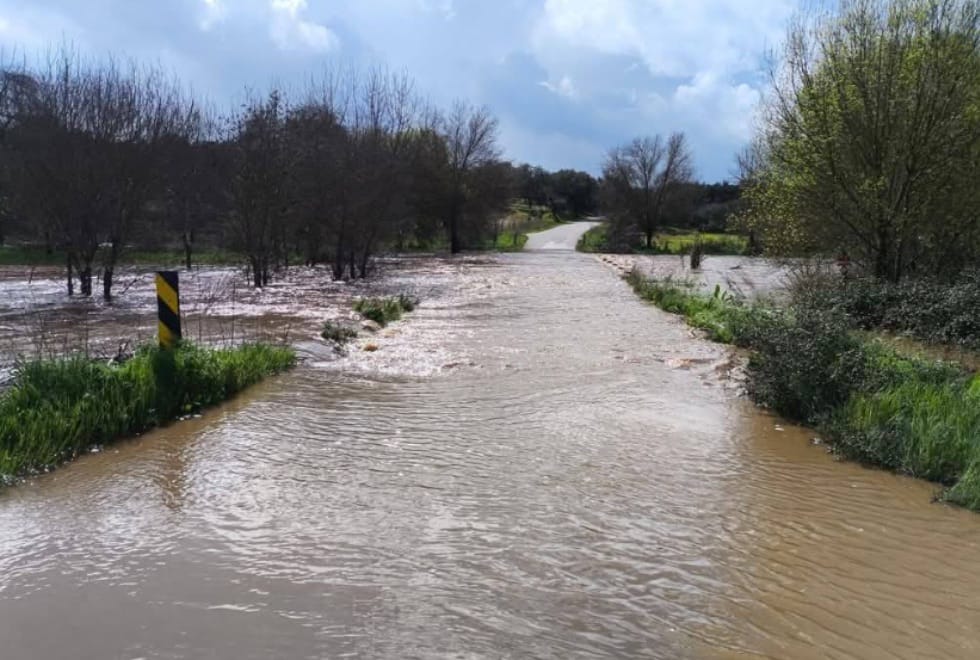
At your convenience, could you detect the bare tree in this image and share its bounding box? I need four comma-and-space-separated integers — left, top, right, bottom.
441, 102, 501, 253
601, 133, 694, 249
229, 90, 290, 288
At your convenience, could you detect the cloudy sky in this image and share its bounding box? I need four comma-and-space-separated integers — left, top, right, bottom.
0, 0, 798, 181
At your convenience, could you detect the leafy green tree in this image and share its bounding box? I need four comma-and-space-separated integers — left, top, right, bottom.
740, 0, 980, 281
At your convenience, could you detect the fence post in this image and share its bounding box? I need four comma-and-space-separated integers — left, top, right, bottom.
156, 271, 182, 349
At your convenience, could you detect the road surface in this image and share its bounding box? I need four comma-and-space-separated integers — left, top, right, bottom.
524, 220, 600, 250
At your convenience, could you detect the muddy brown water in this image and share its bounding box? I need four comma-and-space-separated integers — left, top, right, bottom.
2, 252, 980, 659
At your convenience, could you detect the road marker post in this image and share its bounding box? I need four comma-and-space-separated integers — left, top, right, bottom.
156, 271, 182, 349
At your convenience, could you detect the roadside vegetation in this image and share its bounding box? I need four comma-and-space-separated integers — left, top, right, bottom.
626, 267, 980, 509
604, 0, 980, 511
577, 224, 747, 257
0, 342, 295, 482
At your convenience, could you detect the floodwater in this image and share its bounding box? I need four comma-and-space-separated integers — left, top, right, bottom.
598, 254, 792, 299
2, 250, 980, 659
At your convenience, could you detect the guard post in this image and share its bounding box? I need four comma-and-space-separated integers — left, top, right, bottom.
156, 271, 182, 349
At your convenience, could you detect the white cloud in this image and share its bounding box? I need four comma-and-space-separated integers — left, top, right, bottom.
525, 0, 791, 176
198, 0, 227, 31
674, 72, 761, 141
534, 0, 792, 78
268, 0, 338, 52
540, 74, 578, 99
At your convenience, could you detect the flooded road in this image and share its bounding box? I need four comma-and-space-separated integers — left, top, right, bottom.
2, 251, 980, 659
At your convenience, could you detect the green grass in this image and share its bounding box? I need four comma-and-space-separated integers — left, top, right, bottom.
354, 294, 418, 327
575, 226, 747, 255
652, 232, 747, 256
0, 342, 296, 482
494, 232, 528, 251
577, 224, 609, 253
495, 208, 563, 251
625, 268, 980, 511
0, 245, 240, 267
625, 269, 747, 343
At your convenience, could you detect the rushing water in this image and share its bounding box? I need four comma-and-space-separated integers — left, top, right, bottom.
2, 251, 980, 659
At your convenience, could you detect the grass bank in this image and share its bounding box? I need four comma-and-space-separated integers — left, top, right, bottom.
625, 269, 980, 510
577, 224, 748, 256
0, 342, 295, 482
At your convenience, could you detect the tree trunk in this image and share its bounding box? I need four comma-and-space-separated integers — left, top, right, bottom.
103, 266, 114, 300
182, 231, 193, 271
79, 266, 93, 296
66, 253, 74, 296
250, 256, 263, 288
449, 211, 461, 254
102, 241, 120, 300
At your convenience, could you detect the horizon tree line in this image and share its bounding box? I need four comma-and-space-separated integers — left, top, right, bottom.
0, 49, 552, 298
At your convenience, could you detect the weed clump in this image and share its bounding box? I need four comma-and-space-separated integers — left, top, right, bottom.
354, 295, 419, 327
321, 321, 358, 344
0, 342, 295, 482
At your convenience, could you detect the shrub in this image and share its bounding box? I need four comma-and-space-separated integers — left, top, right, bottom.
321, 321, 358, 344
790, 269, 980, 348
354, 295, 419, 327
688, 234, 706, 269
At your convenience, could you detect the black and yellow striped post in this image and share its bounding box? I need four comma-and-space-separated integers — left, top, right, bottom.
156, 271, 182, 349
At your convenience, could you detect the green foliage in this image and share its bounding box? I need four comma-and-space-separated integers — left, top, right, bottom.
576, 225, 747, 255
0, 342, 295, 481
576, 224, 610, 253
829, 378, 980, 485
353, 295, 419, 326
653, 232, 746, 256
624, 269, 748, 344
321, 321, 358, 344
494, 233, 528, 252
795, 273, 980, 349
741, 0, 980, 279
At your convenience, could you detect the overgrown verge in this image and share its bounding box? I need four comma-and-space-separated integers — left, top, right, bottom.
0, 342, 295, 482
625, 268, 980, 510
354, 295, 418, 327
794, 271, 980, 349
577, 225, 747, 256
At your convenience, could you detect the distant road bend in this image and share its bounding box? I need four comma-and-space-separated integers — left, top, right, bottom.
524, 220, 601, 251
